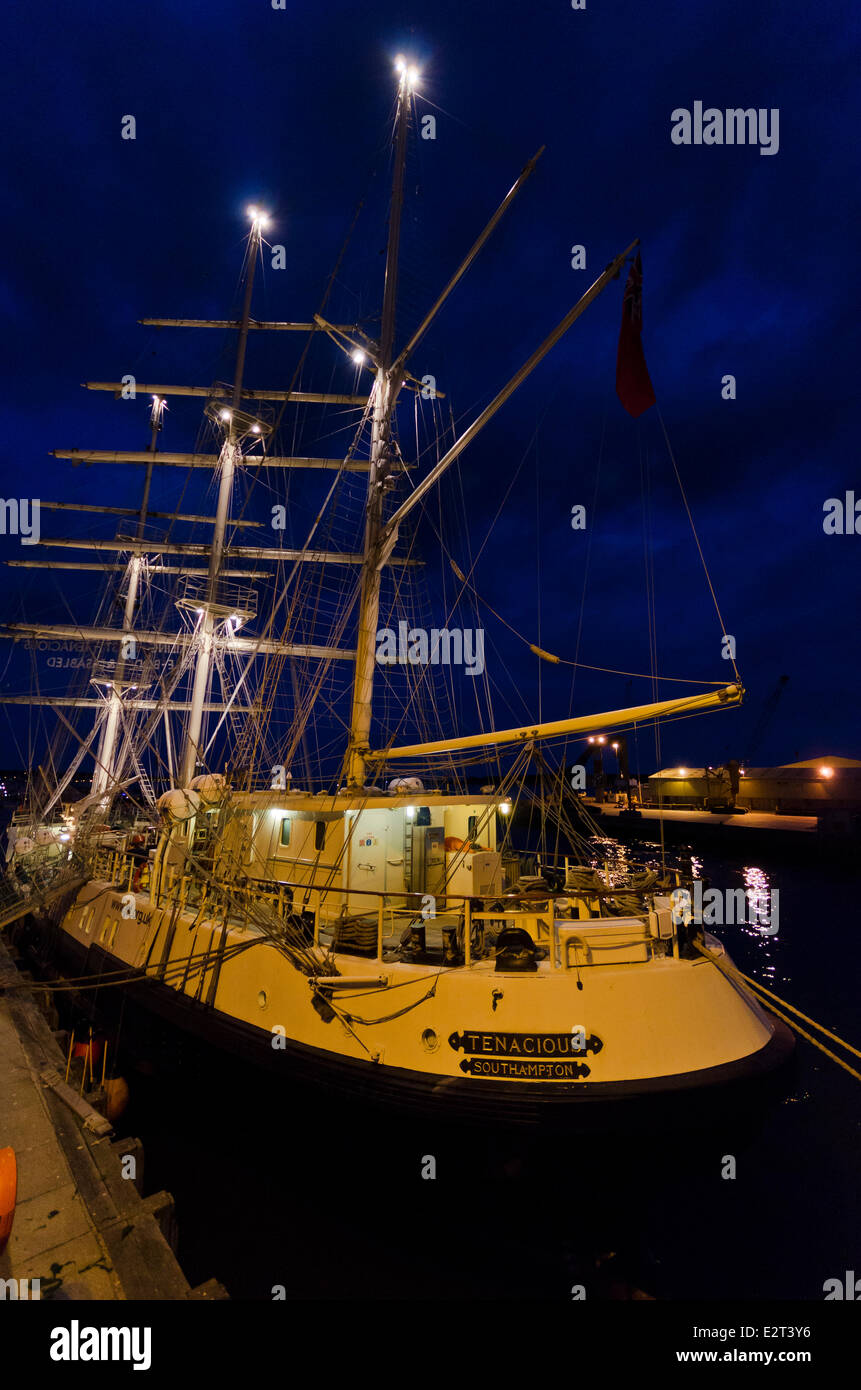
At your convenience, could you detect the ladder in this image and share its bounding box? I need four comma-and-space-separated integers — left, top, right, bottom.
129, 749, 156, 807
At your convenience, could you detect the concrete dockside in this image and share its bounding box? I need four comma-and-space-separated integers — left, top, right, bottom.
0, 936, 226, 1300
582, 802, 819, 834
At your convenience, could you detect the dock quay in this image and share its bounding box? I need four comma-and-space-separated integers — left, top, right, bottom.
0, 935, 227, 1301
582, 801, 819, 836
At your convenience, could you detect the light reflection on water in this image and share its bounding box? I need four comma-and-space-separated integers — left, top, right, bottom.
741, 864, 779, 980
587, 834, 704, 889
587, 833, 789, 993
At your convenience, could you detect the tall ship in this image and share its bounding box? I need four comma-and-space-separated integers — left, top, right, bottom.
0, 60, 793, 1125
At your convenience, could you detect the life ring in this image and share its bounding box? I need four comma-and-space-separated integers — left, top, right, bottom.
0, 1147, 17, 1254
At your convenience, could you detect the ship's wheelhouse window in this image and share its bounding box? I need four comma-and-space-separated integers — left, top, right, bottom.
467, 815, 477, 840
314, 819, 326, 852
280, 817, 291, 847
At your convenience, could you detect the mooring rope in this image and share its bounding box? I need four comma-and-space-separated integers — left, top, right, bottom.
696, 941, 861, 1084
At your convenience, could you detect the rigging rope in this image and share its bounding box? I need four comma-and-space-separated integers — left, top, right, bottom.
657, 407, 742, 687
696, 941, 861, 1084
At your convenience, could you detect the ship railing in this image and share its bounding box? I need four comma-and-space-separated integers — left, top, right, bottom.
85, 847, 136, 892
89, 657, 155, 690
101, 855, 668, 971
0, 845, 89, 925
177, 576, 258, 622
155, 868, 295, 925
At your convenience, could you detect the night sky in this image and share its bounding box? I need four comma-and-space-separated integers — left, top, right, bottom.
2, 0, 859, 778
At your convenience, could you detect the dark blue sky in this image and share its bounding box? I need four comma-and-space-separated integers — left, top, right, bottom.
2, 0, 859, 775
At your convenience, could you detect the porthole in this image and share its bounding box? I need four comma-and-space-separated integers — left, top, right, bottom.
257, 990, 268, 1010
421, 1028, 439, 1052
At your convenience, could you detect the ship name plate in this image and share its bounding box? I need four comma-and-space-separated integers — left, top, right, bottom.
448, 1029, 602, 1080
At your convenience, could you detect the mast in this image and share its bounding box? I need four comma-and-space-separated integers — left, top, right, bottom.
179, 209, 266, 786
90, 393, 165, 796
345, 59, 414, 787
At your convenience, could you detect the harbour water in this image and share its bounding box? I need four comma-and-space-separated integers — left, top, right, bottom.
109, 831, 860, 1301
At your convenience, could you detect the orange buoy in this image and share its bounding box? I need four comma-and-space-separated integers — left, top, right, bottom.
104, 1076, 130, 1122
0, 1147, 17, 1254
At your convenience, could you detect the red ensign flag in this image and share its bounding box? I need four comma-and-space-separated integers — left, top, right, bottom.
615, 252, 656, 418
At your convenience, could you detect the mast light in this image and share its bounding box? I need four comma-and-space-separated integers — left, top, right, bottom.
220, 409, 231, 422
352, 349, 366, 365
499, 802, 511, 815
394, 55, 420, 88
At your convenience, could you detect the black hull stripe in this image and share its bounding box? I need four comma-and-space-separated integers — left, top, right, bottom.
50, 933, 797, 1129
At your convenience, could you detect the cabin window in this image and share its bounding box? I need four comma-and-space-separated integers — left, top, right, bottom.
314, 820, 326, 852
467, 815, 477, 841
280, 817, 291, 847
